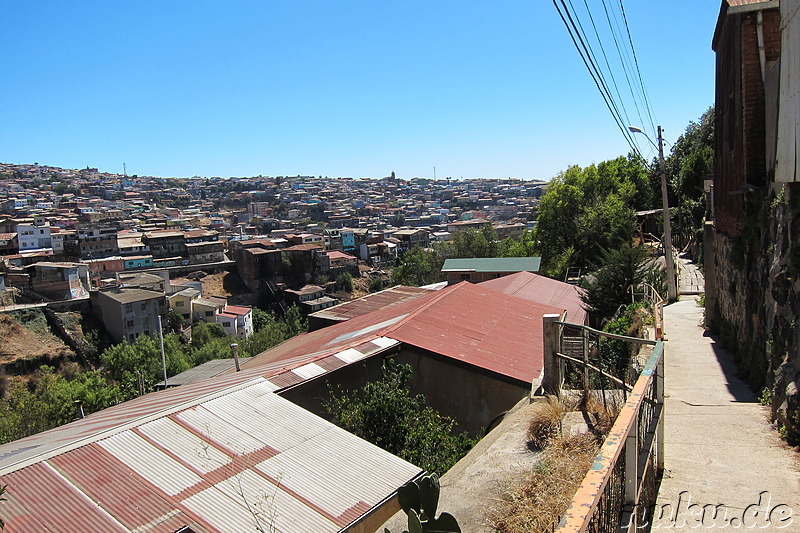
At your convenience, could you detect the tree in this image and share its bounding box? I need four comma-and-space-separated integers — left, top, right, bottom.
392, 246, 446, 287
0, 366, 120, 445
325, 360, 476, 475
336, 272, 354, 292
167, 309, 185, 333
579, 243, 651, 322
534, 154, 647, 279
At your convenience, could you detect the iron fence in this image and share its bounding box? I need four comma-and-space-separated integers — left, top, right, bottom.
538, 315, 665, 533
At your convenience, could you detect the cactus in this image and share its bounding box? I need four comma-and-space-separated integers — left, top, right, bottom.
385, 474, 461, 533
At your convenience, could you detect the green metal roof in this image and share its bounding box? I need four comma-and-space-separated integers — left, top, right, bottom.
441, 257, 541, 273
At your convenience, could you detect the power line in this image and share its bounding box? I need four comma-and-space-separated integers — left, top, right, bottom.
553, 0, 643, 157
617, 0, 658, 137
552, 0, 661, 159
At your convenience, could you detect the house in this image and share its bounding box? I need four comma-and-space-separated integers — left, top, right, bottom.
326, 250, 357, 274
480, 270, 588, 325
307, 285, 437, 330
706, 0, 800, 437
185, 241, 225, 264
0, 233, 18, 256
168, 287, 201, 320
284, 285, 336, 314
78, 227, 119, 258
26, 262, 90, 300
441, 257, 542, 285
392, 228, 430, 252
215, 304, 254, 338
123, 255, 154, 270
143, 230, 185, 259
91, 285, 167, 344
192, 296, 227, 323
16, 222, 52, 252
245, 281, 568, 435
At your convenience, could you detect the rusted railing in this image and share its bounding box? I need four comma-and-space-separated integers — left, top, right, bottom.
538, 315, 665, 533
630, 282, 666, 340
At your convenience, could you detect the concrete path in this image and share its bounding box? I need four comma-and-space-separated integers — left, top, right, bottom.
653, 297, 800, 531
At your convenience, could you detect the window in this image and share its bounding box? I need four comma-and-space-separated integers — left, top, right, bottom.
125, 303, 133, 312
460, 273, 470, 281
141, 303, 147, 311
223, 322, 231, 327
205, 311, 213, 317
127, 320, 134, 327
176, 301, 185, 307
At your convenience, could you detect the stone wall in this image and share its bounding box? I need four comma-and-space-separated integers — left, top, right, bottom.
706, 183, 800, 443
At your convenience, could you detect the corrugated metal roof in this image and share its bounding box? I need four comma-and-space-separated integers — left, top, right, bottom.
0, 381, 422, 533
308, 285, 433, 323
247, 282, 563, 384
480, 271, 587, 325
441, 256, 542, 273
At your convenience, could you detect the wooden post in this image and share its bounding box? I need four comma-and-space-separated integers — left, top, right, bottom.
656, 345, 665, 472
541, 314, 562, 398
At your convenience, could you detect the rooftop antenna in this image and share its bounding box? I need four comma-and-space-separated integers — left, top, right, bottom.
123, 163, 127, 177
433, 166, 436, 180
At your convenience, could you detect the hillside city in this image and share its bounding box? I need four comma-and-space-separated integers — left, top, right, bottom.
1, 1, 800, 531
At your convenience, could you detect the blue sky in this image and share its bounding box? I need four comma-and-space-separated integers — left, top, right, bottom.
1, 1, 720, 180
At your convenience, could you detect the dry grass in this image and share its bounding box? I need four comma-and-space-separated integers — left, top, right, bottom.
491, 433, 601, 533
526, 395, 565, 449
492, 392, 624, 533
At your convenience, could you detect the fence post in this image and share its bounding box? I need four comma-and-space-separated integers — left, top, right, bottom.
582, 327, 589, 397
541, 314, 562, 398
656, 346, 665, 473
624, 412, 639, 531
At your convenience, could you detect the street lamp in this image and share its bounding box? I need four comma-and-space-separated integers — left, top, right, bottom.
629, 125, 678, 302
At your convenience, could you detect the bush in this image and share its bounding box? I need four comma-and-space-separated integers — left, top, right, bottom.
369, 277, 385, 293
325, 360, 476, 475
336, 272, 354, 292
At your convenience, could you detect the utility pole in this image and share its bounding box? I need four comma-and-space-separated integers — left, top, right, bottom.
657, 126, 678, 302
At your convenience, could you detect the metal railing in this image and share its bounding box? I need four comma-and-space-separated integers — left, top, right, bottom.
629, 282, 666, 340
538, 315, 665, 533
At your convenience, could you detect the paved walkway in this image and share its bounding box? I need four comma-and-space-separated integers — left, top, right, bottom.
677, 253, 704, 295
653, 296, 800, 531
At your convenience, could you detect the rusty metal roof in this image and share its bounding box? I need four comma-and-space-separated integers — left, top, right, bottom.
308, 285, 433, 323
0, 380, 421, 533
247, 282, 564, 384
480, 271, 587, 325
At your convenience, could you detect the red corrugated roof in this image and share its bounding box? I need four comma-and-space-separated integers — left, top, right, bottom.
309, 285, 432, 322
246, 282, 564, 384
480, 271, 587, 325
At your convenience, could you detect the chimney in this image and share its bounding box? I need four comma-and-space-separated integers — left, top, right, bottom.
231, 343, 241, 371
74, 400, 85, 420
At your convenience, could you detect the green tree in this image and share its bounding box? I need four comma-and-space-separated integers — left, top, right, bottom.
167, 309, 185, 332
579, 244, 651, 322
534, 154, 647, 278
392, 246, 446, 287
0, 366, 120, 445
325, 360, 476, 475
335, 272, 354, 292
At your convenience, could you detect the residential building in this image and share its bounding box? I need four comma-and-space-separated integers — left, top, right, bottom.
16, 222, 52, 252
26, 262, 90, 300
91, 285, 167, 343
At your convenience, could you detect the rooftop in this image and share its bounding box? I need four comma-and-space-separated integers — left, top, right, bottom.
441, 257, 542, 273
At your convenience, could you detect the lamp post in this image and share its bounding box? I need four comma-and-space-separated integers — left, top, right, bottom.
629, 126, 677, 302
